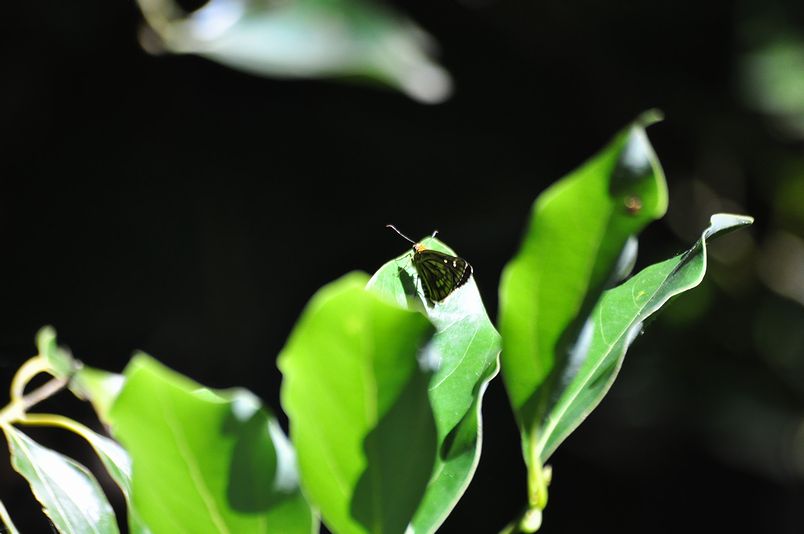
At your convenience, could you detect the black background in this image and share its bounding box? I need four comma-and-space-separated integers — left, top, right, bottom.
2, 0, 803, 532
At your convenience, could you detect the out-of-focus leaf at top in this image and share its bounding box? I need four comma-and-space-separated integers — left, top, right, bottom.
136, 0, 452, 103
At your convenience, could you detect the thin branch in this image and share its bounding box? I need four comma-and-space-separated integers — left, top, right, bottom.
0, 498, 20, 534
0, 377, 68, 426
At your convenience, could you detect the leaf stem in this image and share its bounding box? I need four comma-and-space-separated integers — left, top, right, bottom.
0, 498, 20, 534
0, 501, 20, 534
9, 356, 51, 403
526, 425, 551, 508
16, 412, 93, 437
0, 373, 68, 426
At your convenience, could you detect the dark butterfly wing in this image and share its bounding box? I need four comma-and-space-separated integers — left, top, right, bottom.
412, 249, 472, 301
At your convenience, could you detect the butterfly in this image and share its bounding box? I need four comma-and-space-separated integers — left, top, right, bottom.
387, 224, 472, 302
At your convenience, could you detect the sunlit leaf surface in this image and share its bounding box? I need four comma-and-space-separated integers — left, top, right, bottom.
109, 355, 315, 534
279, 272, 438, 534
3, 425, 119, 534
367, 237, 501, 533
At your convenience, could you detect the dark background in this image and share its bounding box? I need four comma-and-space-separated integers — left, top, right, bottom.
2, 0, 804, 532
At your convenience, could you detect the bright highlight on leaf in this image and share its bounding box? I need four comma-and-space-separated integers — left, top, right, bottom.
368, 238, 501, 533
136, 0, 452, 103
2, 425, 119, 534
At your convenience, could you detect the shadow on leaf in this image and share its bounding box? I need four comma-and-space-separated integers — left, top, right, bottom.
350, 368, 437, 533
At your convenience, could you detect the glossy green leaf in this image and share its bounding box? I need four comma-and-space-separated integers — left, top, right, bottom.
499, 113, 668, 474
279, 272, 438, 534
367, 237, 501, 533
2, 424, 119, 534
136, 0, 451, 104
537, 213, 754, 461
59, 419, 150, 534
108, 355, 315, 534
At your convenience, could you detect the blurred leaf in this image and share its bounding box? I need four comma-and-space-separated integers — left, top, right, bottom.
109, 355, 315, 534
772, 168, 804, 235
2, 424, 119, 534
64, 420, 150, 534
537, 213, 755, 461
35, 326, 74, 379
137, 0, 451, 103
366, 237, 501, 532
70, 367, 125, 426
753, 294, 804, 394
0, 499, 20, 534
498, 113, 667, 479
742, 37, 804, 138
33, 328, 123, 425
279, 272, 437, 534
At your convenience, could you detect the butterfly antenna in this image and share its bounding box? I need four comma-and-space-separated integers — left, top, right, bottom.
431, 229, 439, 238
386, 224, 416, 244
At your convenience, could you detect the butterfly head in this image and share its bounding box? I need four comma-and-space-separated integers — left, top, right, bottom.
387, 224, 438, 254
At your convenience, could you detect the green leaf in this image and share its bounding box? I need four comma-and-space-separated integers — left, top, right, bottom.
61, 419, 150, 534
136, 0, 451, 103
0, 498, 20, 534
36, 326, 74, 379
537, 213, 754, 461
2, 424, 119, 534
70, 367, 125, 426
108, 355, 315, 534
366, 237, 501, 533
498, 113, 668, 476
278, 272, 438, 534
34, 328, 122, 425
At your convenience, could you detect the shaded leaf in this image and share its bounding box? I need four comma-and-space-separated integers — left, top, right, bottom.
279, 272, 437, 534
367, 237, 501, 533
498, 113, 667, 475
2, 424, 119, 534
0, 498, 20, 534
108, 355, 315, 534
537, 213, 754, 461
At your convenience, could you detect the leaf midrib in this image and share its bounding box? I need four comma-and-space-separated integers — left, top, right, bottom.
158, 389, 230, 534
